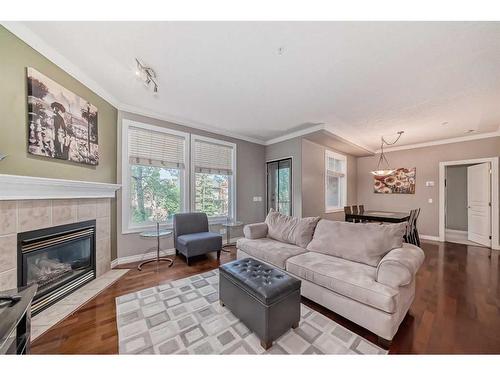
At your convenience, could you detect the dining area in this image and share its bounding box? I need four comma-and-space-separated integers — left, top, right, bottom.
344, 205, 421, 246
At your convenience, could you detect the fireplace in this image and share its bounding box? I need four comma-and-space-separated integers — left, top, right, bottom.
17, 220, 96, 315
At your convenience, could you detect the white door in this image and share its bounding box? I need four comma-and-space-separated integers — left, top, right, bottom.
467, 163, 491, 246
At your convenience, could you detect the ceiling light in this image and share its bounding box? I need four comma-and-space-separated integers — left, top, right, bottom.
135, 58, 159, 94
441, 121, 448, 126
465, 129, 476, 133
370, 131, 404, 177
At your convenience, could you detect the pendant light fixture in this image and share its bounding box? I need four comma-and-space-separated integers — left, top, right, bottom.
370, 131, 404, 177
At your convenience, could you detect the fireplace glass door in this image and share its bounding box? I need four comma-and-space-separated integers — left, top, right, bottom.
23, 237, 92, 295
18, 221, 96, 314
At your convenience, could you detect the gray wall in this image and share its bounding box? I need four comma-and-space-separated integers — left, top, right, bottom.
116, 111, 266, 259
301, 139, 357, 221
357, 136, 500, 237
265, 138, 302, 217
445, 165, 469, 231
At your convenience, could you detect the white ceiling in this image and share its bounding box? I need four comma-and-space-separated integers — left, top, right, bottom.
7, 21, 500, 149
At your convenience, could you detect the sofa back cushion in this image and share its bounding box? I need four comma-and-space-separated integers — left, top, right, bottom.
306, 220, 406, 267
265, 209, 320, 248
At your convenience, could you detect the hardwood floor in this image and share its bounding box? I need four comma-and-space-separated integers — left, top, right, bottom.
31, 241, 500, 354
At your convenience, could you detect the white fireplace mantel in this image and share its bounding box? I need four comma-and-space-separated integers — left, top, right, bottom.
0, 174, 121, 200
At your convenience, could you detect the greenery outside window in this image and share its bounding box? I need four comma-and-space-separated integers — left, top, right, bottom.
122, 120, 189, 233
130, 165, 182, 226
191, 135, 236, 222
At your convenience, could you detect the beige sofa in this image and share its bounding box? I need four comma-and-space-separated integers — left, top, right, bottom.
236, 212, 425, 344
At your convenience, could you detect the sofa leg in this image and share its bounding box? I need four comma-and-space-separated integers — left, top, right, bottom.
377, 336, 392, 349
291, 321, 299, 329
217, 250, 221, 260
219, 300, 225, 307
186, 257, 191, 266
175, 249, 179, 255
260, 339, 272, 350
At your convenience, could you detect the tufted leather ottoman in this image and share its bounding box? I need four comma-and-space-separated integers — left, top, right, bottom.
219, 258, 301, 349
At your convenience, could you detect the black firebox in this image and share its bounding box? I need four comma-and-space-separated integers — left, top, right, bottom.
17, 220, 96, 315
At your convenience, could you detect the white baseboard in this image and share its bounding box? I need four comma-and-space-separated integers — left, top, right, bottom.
420, 235, 441, 242
112, 248, 176, 268
111, 236, 242, 268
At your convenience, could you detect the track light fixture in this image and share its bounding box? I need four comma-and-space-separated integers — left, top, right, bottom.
135, 58, 159, 93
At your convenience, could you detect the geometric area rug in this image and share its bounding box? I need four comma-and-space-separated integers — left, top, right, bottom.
115, 269, 387, 354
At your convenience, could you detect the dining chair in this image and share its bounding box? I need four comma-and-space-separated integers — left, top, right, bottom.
344, 206, 354, 222
358, 205, 365, 213
404, 208, 421, 246
350, 205, 360, 223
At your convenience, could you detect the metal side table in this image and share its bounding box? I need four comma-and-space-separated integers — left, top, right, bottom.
138, 223, 174, 271
221, 221, 243, 252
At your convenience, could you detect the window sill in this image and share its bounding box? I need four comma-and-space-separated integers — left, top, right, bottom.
122, 217, 234, 235
122, 224, 173, 235
325, 208, 344, 214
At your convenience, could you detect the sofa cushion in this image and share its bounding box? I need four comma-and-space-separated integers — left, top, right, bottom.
286, 252, 399, 313
306, 220, 405, 267
265, 209, 320, 248
236, 237, 308, 269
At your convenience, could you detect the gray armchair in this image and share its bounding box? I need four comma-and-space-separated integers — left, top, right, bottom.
173, 212, 222, 266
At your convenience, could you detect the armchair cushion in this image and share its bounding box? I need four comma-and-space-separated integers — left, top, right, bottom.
243, 222, 268, 239
376, 243, 425, 288
176, 232, 222, 257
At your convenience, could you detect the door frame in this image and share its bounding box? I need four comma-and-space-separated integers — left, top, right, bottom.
439, 157, 499, 250
265, 157, 293, 216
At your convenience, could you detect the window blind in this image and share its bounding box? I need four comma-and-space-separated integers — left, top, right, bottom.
193, 139, 233, 175
128, 126, 185, 169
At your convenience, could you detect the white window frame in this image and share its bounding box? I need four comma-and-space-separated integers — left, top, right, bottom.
121, 119, 190, 234
325, 150, 347, 213
191, 134, 237, 223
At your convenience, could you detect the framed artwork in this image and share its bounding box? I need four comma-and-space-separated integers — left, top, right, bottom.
27, 67, 99, 166
374, 167, 416, 194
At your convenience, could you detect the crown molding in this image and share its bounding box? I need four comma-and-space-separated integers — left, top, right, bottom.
2, 22, 267, 146
264, 124, 326, 145
0, 174, 121, 200
379, 130, 500, 153
4, 21, 499, 152
264, 123, 376, 154
118, 103, 266, 145
2, 21, 121, 108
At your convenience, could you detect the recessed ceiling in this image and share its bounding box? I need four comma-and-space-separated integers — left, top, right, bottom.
7, 21, 500, 149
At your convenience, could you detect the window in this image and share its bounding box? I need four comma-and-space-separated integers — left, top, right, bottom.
325, 150, 347, 212
122, 121, 188, 232
191, 135, 236, 221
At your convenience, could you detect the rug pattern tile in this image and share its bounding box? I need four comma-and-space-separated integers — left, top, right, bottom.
116, 270, 387, 354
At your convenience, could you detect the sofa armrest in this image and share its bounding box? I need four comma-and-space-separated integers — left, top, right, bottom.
376, 243, 425, 288
243, 222, 268, 239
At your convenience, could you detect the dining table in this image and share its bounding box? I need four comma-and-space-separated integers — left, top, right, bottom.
345, 210, 410, 223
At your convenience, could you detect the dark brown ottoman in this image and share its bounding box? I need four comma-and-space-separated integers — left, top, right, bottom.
219, 258, 301, 349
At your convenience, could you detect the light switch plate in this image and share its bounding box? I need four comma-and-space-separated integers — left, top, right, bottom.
425, 181, 435, 187
253, 196, 262, 202
428, 198, 433, 203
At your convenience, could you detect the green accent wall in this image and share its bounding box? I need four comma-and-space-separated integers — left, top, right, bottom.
0, 26, 118, 259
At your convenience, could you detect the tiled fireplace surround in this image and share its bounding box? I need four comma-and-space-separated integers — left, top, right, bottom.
0, 198, 112, 291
